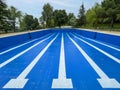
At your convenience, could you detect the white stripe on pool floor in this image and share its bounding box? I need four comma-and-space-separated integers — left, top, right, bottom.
71, 33, 120, 64
73, 32, 120, 52
52, 33, 73, 89
0, 33, 52, 55
3, 34, 59, 89
67, 33, 120, 88
0, 34, 55, 68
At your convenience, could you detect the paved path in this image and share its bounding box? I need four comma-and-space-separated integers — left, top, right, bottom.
0, 29, 47, 38
0, 32, 120, 90
80, 28, 120, 36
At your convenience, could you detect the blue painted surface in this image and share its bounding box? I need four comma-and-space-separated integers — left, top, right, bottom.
0, 29, 52, 50
0, 28, 120, 90
75, 29, 97, 39
0, 33, 30, 50
96, 33, 120, 46
30, 30, 52, 39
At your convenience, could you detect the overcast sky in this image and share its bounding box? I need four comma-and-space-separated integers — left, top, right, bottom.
6, 0, 103, 18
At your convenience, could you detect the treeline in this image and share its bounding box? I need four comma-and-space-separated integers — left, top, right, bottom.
0, 0, 40, 33
40, 3, 76, 28
1, 0, 120, 33
86, 0, 120, 29
40, 0, 120, 29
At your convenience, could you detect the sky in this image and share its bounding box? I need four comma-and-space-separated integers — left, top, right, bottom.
6, 0, 103, 19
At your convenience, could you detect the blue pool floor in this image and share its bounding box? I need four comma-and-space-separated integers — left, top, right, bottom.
0, 32, 120, 90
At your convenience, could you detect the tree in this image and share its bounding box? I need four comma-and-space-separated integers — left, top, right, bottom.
68, 13, 76, 26
32, 18, 39, 29
20, 17, 26, 31
102, 0, 117, 28
78, 3, 86, 27
20, 14, 39, 30
49, 18, 55, 27
53, 9, 68, 27
0, 0, 10, 33
21, 14, 34, 30
86, 3, 105, 28
114, 0, 120, 21
86, 8, 97, 27
8, 6, 22, 32
42, 3, 53, 28
0, 0, 6, 26
39, 16, 45, 28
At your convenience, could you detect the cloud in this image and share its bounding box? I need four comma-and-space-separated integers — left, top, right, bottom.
6, 0, 103, 18
6, 0, 77, 10
50, 0, 76, 8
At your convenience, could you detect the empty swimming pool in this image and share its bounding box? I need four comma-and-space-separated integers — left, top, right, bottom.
0, 28, 120, 90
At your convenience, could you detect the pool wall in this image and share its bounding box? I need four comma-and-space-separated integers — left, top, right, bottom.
0, 28, 120, 50
74, 29, 120, 46
0, 29, 52, 50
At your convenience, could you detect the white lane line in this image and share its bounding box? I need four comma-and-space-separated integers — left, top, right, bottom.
71, 33, 120, 64
67, 34, 120, 88
3, 34, 59, 89
0, 34, 55, 68
0, 33, 52, 55
73, 32, 120, 52
52, 33, 73, 89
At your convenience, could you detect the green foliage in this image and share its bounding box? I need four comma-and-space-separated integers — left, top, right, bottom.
101, 0, 116, 28
20, 19, 26, 31
86, 3, 105, 28
20, 14, 39, 31
68, 13, 76, 26
42, 3, 53, 28
86, 0, 120, 29
117, 14, 120, 21
8, 6, 22, 32
39, 16, 45, 28
0, 0, 40, 33
41, 3, 75, 28
53, 9, 68, 27
86, 8, 97, 27
0, 0, 9, 33
49, 19, 55, 27
77, 4, 86, 27
1, 0, 120, 33
31, 18, 39, 29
